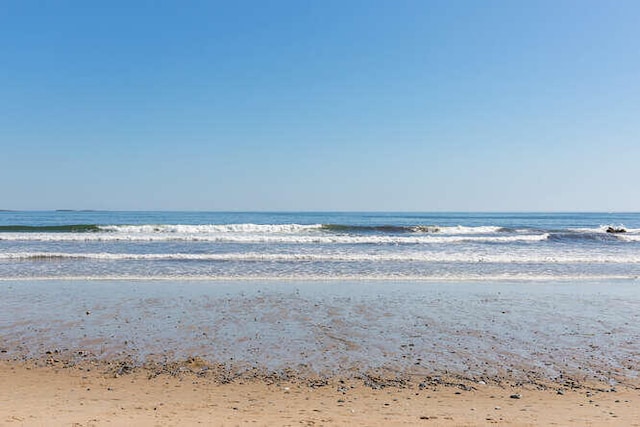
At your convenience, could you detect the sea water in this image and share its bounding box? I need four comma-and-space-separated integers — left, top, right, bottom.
2, 211, 640, 379
1, 211, 639, 281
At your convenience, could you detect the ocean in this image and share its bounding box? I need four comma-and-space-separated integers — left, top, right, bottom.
1, 211, 639, 282
2, 211, 640, 381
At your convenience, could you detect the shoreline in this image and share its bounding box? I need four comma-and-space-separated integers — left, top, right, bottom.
3, 349, 636, 392
3, 278, 640, 424
5, 351, 636, 391
2, 359, 639, 426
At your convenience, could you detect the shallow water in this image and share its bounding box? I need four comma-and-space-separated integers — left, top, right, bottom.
2, 279, 639, 384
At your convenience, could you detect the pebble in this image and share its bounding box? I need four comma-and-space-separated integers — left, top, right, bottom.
510, 393, 521, 399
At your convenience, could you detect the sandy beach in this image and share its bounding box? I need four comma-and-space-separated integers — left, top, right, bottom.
4, 0, 640, 418
2, 359, 639, 426
2, 279, 640, 425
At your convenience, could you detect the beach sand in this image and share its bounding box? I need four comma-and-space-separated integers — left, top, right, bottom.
2, 360, 639, 426
2, 279, 640, 425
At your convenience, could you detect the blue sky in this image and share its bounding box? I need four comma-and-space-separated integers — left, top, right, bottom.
1, 0, 639, 211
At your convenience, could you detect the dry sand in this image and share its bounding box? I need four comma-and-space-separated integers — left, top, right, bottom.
2, 360, 639, 426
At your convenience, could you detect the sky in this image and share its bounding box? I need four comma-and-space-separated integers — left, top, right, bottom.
1, 0, 639, 211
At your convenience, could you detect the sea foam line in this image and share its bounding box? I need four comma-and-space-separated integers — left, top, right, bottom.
3, 250, 640, 263
0, 273, 637, 282
0, 233, 549, 244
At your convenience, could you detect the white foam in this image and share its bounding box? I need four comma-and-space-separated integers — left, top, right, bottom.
618, 234, 640, 242
0, 232, 549, 244
570, 225, 640, 234
98, 223, 324, 234
431, 225, 503, 234
3, 249, 640, 263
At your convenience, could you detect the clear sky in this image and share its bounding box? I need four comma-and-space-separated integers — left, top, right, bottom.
1, 0, 639, 211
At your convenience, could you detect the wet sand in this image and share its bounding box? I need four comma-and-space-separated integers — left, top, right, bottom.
2, 279, 640, 425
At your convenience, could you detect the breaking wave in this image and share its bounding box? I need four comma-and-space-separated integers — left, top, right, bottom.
99, 223, 324, 233
0, 223, 505, 235
0, 233, 549, 244
320, 224, 504, 234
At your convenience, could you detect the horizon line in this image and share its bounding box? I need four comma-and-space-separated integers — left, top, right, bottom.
1, 209, 638, 214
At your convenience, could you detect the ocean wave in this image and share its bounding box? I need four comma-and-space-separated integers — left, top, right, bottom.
0, 232, 549, 244
6, 221, 639, 244
320, 224, 504, 234
569, 225, 640, 234
4, 249, 640, 263
99, 223, 324, 233
547, 232, 620, 243
100, 223, 506, 235
0, 223, 505, 235
618, 235, 640, 242
0, 224, 101, 232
